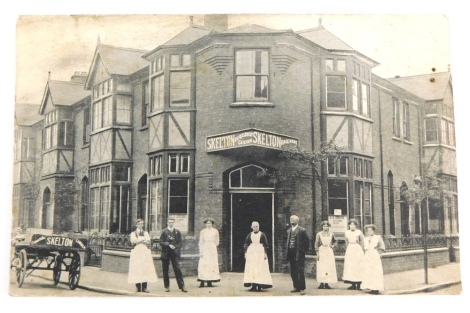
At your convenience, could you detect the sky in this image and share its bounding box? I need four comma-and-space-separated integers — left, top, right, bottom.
2, 1, 470, 311
15, 14, 451, 106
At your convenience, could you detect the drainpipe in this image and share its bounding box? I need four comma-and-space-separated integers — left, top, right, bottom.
378, 88, 386, 236
310, 55, 317, 233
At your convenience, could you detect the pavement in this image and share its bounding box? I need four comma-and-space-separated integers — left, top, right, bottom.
17, 262, 462, 297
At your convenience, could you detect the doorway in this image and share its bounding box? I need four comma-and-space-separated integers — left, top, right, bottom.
231, 192, 274, 272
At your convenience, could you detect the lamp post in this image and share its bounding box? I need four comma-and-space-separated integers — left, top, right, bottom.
414, 175, 429, 284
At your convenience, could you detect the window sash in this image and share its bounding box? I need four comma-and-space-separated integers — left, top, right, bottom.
149, 180, 163, 232
393, 99, 401, 136
151, 75, 164, 111
425, 118, 438, 142
326, 76, 346, 108
361, 83, 369, 115
352, 79, 359, 111
170, 71, 191, 106
116, 95, 131, 124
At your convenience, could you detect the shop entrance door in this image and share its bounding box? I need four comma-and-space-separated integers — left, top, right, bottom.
231, 192, 274, 272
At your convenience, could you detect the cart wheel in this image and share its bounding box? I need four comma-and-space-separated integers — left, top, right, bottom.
68, 253, 81, 290
16, 249, 27, 288
53, 255, 62, 285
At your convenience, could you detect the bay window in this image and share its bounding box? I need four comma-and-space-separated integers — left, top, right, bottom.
170, 71, 190, 106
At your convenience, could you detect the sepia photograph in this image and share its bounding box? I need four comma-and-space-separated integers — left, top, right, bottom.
3, 3, 467, 307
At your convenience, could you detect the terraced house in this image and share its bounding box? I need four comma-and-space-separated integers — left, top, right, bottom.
12, 15, 458, 273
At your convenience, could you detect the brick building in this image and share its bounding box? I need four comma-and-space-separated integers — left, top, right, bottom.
12, 15, 458, 272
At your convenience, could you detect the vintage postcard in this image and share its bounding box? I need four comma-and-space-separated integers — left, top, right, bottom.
7, 12, 462, 303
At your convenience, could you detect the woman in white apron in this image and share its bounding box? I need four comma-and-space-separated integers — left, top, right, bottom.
197, 217, 220, 287
362, 224, 386, 294
128, 219, 158, 292
343, 219, 365, 291
243, 221, 273, 292
314, 221, 338, 289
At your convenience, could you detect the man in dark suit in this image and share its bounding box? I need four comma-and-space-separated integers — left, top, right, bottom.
160, 217, 187, 292
286, 215, 310, 295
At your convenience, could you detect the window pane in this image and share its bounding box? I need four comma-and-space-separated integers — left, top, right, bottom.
328, 181, 347, 198
169, 179, 188, 214
152, 75, 164, 111
340, 157, 348, 175
103, 97, 112, 127
116, 95, 131, 124
115, 165, 129, 181
230, 169, 241, 188
182, 54, 191, 67
236, 50, 268, 75
100, 186, 110, 231
149, 180, 163, 232
425, 118, 438, 142
337, 60, 346, 71
425, 103, 437, 115
236, 76, 268, 100
181, 155, 189, 173
361, 83, 369, 115
352, 79, 359, 111
93, 101, 102, 130
170, 72, 191, 106
241, 165, 273, 188
169, 155, 178, 173
51, 124, 57, 147
327, 76, 346, 108
328, 156, 336, 175
325, 59, 334, 71
170, 54, 180, 67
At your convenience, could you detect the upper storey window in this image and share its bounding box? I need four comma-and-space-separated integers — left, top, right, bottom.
326, 76, 346, 108
235, 50, 269, 101
325, 59, 346, 72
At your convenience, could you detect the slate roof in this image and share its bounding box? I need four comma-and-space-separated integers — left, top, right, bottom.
15, 103, 42, 126
47, 81, 90, 106
162, 26, 213, 46
389, 72, 451, 101
96, 45, 149, 76
296, 26, 354, 51
222, 24, 292, 34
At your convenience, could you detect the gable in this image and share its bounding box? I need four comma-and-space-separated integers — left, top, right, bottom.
42, 90, 55, 114
89, 55, 110, 88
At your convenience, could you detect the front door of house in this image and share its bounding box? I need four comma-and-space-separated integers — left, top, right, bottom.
231, 192, 273, 272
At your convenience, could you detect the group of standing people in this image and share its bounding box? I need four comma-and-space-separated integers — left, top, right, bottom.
127, 215, 385, 295
315, 219, 386, 295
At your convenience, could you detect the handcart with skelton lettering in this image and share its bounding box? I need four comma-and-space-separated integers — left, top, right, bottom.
12, 234, 86, 290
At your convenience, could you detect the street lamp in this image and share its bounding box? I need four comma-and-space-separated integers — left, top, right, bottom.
414, 175, 429, 284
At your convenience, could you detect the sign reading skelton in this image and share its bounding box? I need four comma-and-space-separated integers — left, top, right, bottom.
206, 129, 299, 152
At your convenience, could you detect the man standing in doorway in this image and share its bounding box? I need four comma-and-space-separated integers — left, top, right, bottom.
160, 217, 187, 292
286, 215, 310, 295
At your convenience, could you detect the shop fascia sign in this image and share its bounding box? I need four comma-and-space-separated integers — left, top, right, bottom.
206, 128, 299, 152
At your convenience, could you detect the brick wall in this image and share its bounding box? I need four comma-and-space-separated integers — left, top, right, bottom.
305, 247, 451, 279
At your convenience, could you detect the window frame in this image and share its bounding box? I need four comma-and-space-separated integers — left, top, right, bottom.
235, 49, 270, 102
326, 75, 347, 109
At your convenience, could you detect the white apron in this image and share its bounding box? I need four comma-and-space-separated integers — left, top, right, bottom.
243, 232, 273, 288
362, 235, 385, 291
316, 232, 338, 283
128, 231, 158, 284
342, 230, 365, 282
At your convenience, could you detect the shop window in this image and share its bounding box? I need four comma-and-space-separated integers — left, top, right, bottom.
235, 50, 269, 101
326, 76, 346, 108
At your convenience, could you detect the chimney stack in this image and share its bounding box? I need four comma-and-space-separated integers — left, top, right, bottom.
71, 71, 88, 84
204, 14, 228, 32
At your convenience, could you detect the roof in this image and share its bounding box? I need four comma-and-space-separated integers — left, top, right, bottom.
222, 24, 292, 34
95, 45, 149, 75
15, 103, 42, 126
162, 26, 213, 46
296, 26, 354, 51
86, 45, 149, 89
48, 81, 90, 106
388, 72, 451, 101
